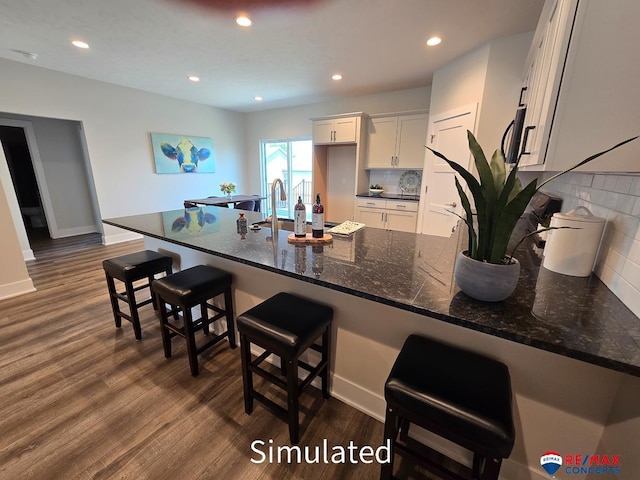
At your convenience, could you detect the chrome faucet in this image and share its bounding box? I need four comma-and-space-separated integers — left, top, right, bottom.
270, 178, 287, 236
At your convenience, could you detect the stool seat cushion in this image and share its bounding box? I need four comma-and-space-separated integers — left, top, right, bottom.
237, 292, 332, 357
385, 334, 515, 459
152, 265, 231, 306
103, 250, 173, 281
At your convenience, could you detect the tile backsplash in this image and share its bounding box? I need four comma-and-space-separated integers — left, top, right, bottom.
369, 170, 423, 195
539, 172, 640, 318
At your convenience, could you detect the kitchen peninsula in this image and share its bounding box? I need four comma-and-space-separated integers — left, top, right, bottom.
104, 204, 640, 478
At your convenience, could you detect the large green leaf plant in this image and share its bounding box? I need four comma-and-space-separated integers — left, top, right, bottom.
427, 131, 638, 265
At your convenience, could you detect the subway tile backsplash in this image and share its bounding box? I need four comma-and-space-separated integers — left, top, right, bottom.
540, 172, 640, 318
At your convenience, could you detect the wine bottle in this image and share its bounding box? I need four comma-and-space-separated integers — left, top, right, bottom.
294, 196, 306, 238
312, 193, 324, 238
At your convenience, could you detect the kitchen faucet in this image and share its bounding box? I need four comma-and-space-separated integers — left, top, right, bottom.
270, 178, 287, 236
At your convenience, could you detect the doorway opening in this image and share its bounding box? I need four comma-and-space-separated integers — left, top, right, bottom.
0, 126, 49, 242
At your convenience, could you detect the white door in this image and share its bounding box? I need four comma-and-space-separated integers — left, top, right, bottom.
418, 104, 478, 236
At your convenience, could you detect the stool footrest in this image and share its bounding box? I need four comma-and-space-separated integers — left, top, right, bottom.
393, 440, 470, 480
252, 391, 288, 421
196, 332, 230, 355
249, 363, 288, 390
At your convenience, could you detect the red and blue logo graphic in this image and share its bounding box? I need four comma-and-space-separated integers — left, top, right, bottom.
541, 451, 563, 476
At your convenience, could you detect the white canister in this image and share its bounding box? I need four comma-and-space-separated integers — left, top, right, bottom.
542, 206, 606, 277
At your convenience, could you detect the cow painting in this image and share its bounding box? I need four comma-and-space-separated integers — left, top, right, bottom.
160, 138, 211, 173
151, 133, 215, 174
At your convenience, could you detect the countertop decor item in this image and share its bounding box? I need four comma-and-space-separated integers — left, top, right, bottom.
369, 184, 384, 196
399, 170, 421, 193
426, 130, 638, 302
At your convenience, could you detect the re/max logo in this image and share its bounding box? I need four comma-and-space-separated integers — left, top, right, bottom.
565, 455, 620, 466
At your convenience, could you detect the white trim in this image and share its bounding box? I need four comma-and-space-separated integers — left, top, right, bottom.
56, 225, 99, 238
0, 278, 36, 300
103, 231, 142, 245
23, 249, 35, 261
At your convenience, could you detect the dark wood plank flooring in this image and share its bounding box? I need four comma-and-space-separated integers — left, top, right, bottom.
0, 234, 400, 479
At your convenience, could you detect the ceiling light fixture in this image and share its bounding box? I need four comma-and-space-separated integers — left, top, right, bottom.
332, 74, 342, 81
71, 40, 90, 49
236, 15, 252, 27
188, 75, 200, 82
426, 36, 442, 47
254, 96, 263, 101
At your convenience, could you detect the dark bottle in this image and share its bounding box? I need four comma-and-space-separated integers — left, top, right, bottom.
294, 245, 307, 274
312, 245, 324, 279
236, 212, 247, 239
294, 196, 306, 238
312, 193, 324, 238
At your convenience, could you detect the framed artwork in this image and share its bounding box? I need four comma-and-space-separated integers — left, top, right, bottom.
151, 133, 215, 174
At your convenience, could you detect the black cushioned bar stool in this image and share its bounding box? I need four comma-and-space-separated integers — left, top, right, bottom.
237, 292, 333, 444
151, 265, 236, 376
381, 334, 515, 480
103, 250, 173, 340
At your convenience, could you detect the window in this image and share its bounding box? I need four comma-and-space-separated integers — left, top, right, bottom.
260, 138, 313, 220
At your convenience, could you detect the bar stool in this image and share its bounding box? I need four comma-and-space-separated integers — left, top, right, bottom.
381, 334, 515, 480
152, 265, 236, 376
102, 250, 173, 340
237, 292, 333, 444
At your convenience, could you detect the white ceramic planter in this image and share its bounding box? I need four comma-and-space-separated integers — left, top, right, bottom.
454, 251, 521, 302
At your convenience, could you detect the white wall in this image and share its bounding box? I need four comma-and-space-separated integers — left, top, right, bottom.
243, 87, 431, 195
0, 58, 246, 244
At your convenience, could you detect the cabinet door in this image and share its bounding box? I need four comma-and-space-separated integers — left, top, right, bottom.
385, 211, 417, 233
356, 207, 385, 228
333, 117, 358, 143
367, 117, 398, 168
314, 120, 335, 144
395, 114, 428, 168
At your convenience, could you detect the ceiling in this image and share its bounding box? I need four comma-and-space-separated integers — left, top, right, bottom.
0, 0, 544, 113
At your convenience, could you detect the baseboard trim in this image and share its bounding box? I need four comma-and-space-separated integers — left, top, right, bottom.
0, 278, 36, 300
54, 225, 99, 239
23, 248, 36, 262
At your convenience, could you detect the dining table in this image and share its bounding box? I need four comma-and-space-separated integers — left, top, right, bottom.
184, 194, 265, 211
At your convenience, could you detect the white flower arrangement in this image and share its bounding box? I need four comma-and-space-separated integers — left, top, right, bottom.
220, 182, 236, 195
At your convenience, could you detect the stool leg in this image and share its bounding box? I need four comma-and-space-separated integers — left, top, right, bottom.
286, 356, 300, 444
183, 306, 199, 376
105, 272, 121, 329
476, 455, 502, 480
380, 405, 399, 480
321, 325, 331, 399
224, 287, 236, 348
125, 279, 142, 341
201, 302, 209, 335
240, 333, 254, 414
157, 294, 172, 358
149, 275, 158, 311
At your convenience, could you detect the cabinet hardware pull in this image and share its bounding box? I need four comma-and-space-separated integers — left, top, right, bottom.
445, 202, 457, 208
518, 86, 528, 107
520, 125, 536, 156
381, 212, 384, 222
396, 204, 405, 208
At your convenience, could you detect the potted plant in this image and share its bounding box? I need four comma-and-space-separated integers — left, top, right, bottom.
427, 131, 637, 302
220, 182, 236, 198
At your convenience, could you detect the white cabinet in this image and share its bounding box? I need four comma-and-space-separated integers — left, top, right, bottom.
313, 115, 359, 144
366, 113, 428, 169
355, 198, 418, 233
519, 0, 640, 172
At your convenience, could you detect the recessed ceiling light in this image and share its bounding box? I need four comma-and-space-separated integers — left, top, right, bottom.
236, 15, 252, 27
332, 74, 342, 81
71, 40, 89, 49
188, 75, 200, 82
426, 36, 442, 47
254, 96, 263, 101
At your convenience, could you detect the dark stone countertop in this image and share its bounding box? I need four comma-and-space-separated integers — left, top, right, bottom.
104, 205, 640, 377
356, 193, 420, 201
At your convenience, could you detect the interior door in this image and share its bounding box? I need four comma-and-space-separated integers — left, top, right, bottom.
418, 104, 478, 236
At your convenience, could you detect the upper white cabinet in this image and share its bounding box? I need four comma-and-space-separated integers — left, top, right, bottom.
519, 0, 640, 172
312, 115, 360, 144
366, 112, 428, 169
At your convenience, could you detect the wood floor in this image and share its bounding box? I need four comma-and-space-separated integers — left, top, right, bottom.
0, 233, 397, 479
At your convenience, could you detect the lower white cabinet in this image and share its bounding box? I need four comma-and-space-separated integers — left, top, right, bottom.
355, 198, 418, 233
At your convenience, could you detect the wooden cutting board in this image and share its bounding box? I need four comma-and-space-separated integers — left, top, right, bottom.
287, 233, 333, 244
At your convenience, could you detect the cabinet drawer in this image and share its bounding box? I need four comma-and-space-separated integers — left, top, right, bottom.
384, 200, 419, 212
356, 198, 385, 209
